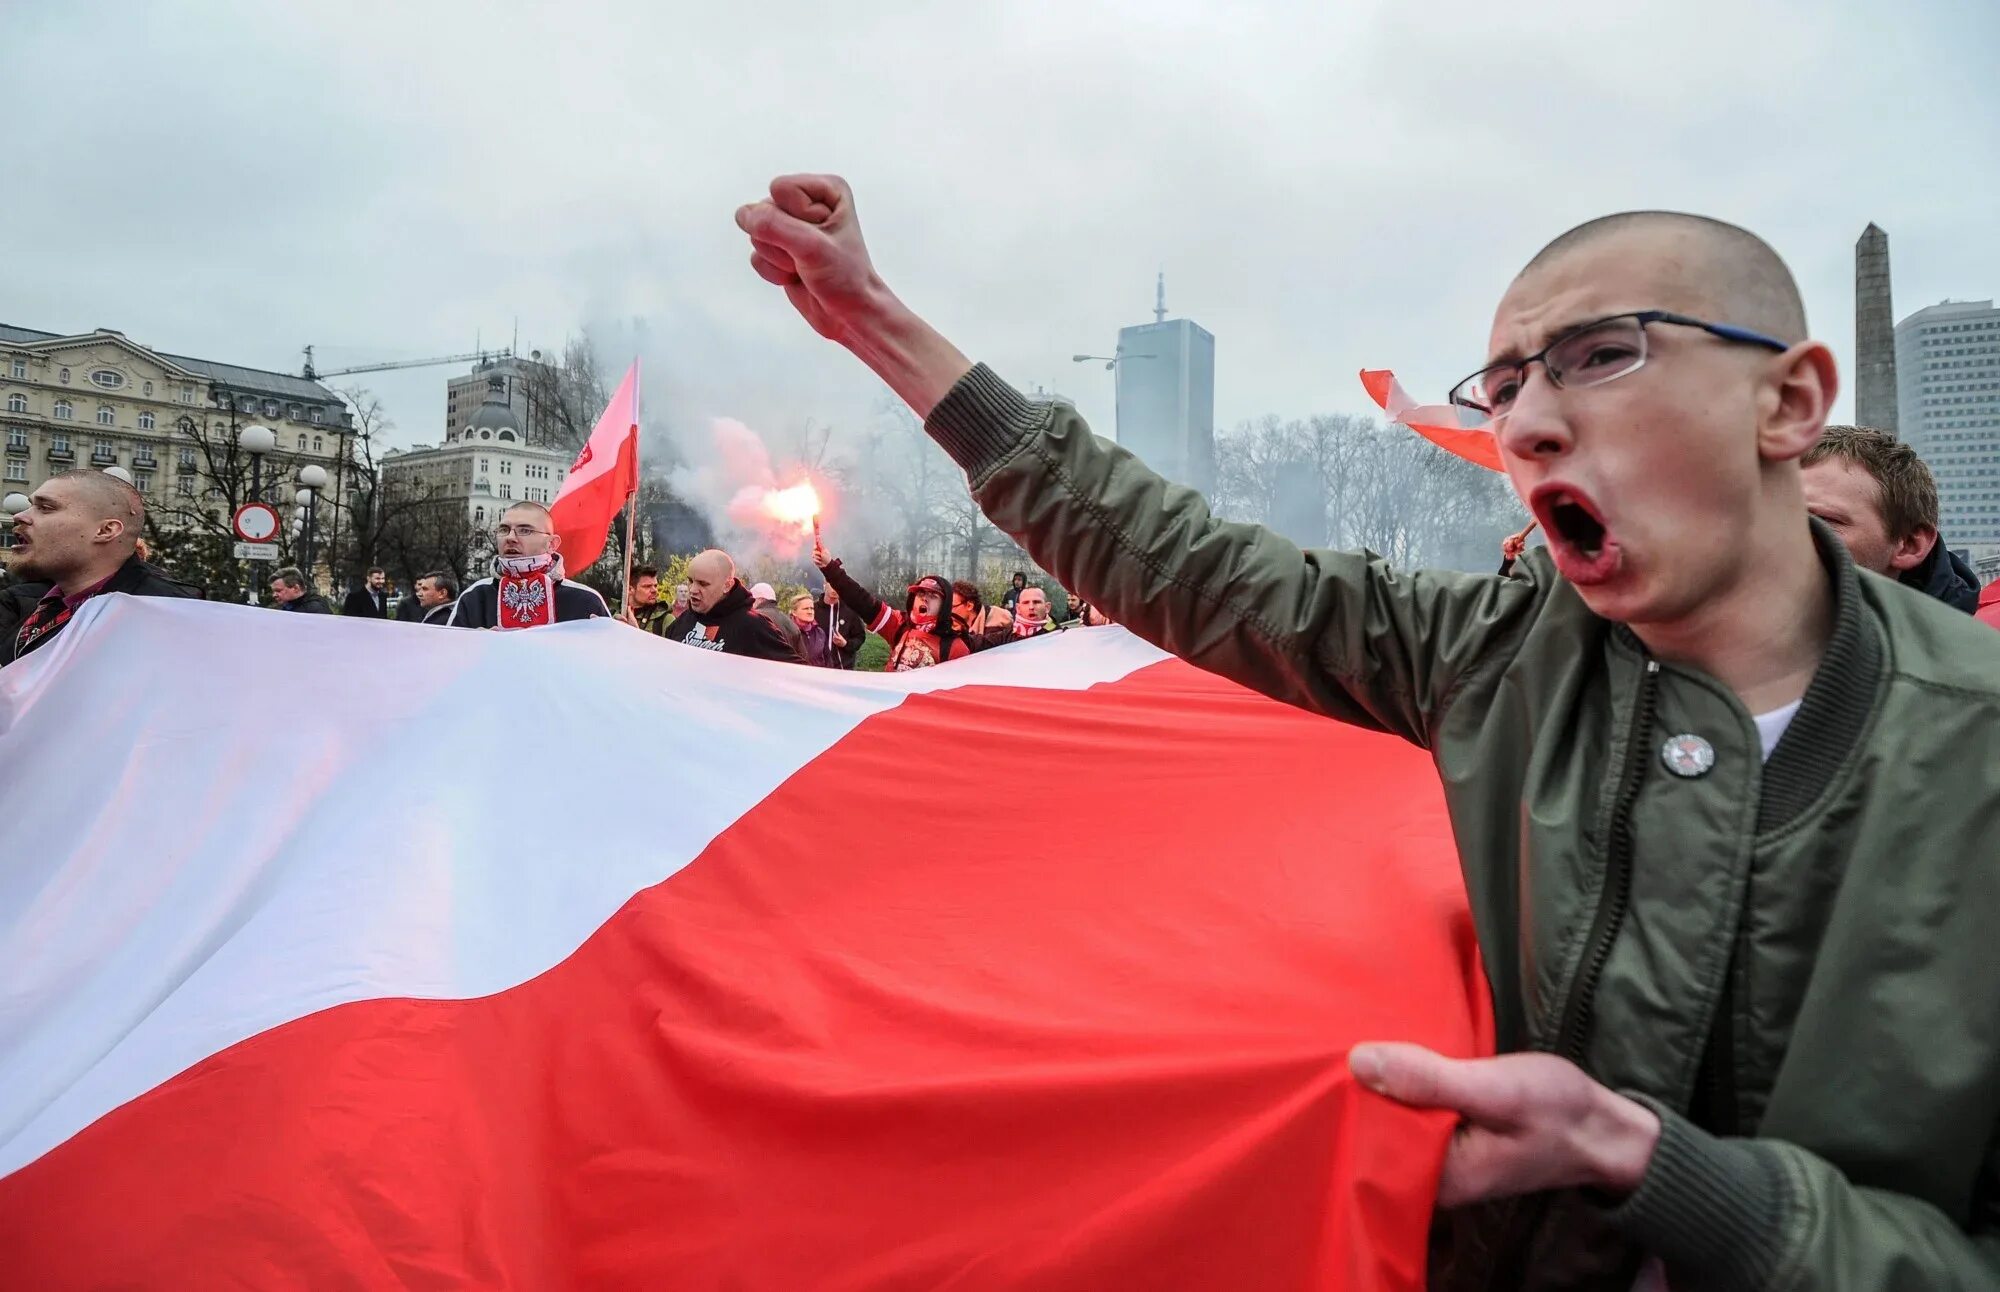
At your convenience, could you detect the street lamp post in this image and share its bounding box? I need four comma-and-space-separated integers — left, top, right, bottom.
297, 464, 328, 577
1071, 349, 1154, 442
237, 423, 277, 604
2, 492, 28, 559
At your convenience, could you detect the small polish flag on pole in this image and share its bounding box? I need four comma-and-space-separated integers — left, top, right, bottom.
549, 360, 641, 573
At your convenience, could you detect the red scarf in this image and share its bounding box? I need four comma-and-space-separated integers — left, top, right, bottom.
494, 554, 561, 630
13, 570, 119, 659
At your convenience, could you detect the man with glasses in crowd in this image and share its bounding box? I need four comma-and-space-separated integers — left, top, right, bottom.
738, 176, 2000, 1288
447, 500, 609, 629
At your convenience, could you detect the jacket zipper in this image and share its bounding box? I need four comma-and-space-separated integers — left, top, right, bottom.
1552, 658, 1661, 1066
1482, 657, 1660, 1289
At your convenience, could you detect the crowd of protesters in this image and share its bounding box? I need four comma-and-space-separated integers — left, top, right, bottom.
4, 419, 1996, 672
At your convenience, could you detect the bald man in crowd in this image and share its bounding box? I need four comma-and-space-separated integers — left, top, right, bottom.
2, 468, 198, 666
740, 177, 2000, 1287
661, 548, 806, 663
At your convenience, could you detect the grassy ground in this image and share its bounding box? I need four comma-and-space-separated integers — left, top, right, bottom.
855, 633, 889, 671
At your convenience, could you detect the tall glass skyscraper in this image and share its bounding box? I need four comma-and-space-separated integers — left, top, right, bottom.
1114, 276, 1215, 500
1896, 299, 2000, 555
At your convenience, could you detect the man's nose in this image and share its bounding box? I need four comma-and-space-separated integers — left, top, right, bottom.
1494, 368, 1574, 463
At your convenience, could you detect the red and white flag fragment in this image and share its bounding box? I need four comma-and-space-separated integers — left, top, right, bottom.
1360, 369, 1506, 472
0, 597, 1491, 1290
549, 359, 641, 570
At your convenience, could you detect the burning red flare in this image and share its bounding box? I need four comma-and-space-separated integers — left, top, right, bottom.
760, 482, 821, 536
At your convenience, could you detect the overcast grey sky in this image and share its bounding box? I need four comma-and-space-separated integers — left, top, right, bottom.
4, 0, 1996, 455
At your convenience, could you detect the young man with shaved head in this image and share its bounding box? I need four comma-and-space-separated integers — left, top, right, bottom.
447, 500, 610, 629
739, 178, 2000, 1287
2, 468, 197, 666
662, 548, 806, 663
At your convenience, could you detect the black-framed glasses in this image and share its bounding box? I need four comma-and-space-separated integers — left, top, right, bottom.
1448, 310, 1791, 422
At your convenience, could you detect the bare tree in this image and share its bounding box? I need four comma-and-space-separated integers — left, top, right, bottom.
143, 402, 320, 600
518, 334, 610, 456
1212, 412, 1522, 571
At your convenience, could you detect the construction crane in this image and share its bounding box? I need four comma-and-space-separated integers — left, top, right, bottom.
300, 345, 515, 381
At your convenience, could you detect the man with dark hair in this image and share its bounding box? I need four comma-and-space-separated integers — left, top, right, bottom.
269, 567, 331, 614
413, 571, 457, 625
3, 469, 197, 664
810, 572, 866, 669
1001, 569, 1028, 614
1801, 424, 1980, 612
622, 564, 675, 635
741, 179, 2000, 1286
342, 567, 389, 618
951, 579, 1010, 649
449, 501, 609, 629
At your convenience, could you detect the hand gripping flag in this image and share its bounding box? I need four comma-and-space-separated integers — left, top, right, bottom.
549, 359, 640, 571
0, 598, 1492, 1290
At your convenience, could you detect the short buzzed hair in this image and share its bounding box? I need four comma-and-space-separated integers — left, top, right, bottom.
1803, 425, 1939, 541
1521, 211, 1808, 344
502, 499, 553, 523
49, 468, 145, 538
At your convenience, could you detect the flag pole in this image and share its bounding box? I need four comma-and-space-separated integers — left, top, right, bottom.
619, 359, 641, 610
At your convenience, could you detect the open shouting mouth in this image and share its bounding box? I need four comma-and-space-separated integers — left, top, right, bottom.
1530, 483, 1622, 586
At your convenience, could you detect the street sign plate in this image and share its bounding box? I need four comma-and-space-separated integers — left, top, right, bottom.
233, 502, 281, 543
233, 541, 279, 560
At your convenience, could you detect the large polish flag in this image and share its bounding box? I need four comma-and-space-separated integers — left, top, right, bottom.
0, 596, 1490, 1290
548, 360, 640, 571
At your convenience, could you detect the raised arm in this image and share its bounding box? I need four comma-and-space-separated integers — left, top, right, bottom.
738, 175, 1537, 742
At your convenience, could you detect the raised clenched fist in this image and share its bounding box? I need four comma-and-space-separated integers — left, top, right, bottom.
735, 174, 880, 343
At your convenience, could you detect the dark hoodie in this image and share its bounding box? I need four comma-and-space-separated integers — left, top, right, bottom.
662, 579, 808, 663
1901, 539, 1982, 614
819, 561, 973, 671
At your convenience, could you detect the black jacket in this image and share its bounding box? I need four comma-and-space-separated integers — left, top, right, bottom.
813, 596, 868, 669
278, 593, 333, 614
663, 580, 807, 663
1901, 538, 1982, 613
2, 555, 201, 665
447, 576, 610, 628
394, 595, 422, 622
420, 601, 454, 626
342, 586, 388, 618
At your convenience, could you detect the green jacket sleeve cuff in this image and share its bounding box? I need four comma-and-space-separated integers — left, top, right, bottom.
1600, 1096, 1795, 1291
924, 364, 1049, 485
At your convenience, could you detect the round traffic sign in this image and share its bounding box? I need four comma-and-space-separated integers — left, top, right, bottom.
233, 502, 281, 543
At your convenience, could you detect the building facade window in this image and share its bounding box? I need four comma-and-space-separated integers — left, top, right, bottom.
297, 433, 307, 450
9, 359, 24, 380
90, 370, 125, 390
474, 506, 486, 524
263, 399, 279, 417
58, 368, 70, 384
180, 385, 194, 404
499, 483, 512, 499
144, 381, 153, 396
312, 435, 322, 452
92, 439, 115, 462
178, 447, 196, 469
310, 407, 324, 424
96, 406, 116, 426
138, 411, 155, 430
134, 472, 153, 493
4, 461, 26, 482
52, 433, 70, 453
178, 477, 194, 496
5, 427, 25, 449
286, 403, 302, 421
53, 400, 73, 421
4, 394, 24, 414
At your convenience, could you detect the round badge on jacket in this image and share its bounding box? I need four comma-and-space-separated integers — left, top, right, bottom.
1659, 733, 1716, 778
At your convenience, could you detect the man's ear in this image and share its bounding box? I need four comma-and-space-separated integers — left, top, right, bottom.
1888, 523, 1938, 575
1759, 340, 1839, 464
547, 530, 563, 553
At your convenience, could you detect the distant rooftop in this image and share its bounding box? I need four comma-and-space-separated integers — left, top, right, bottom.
0, 323, 343, 403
